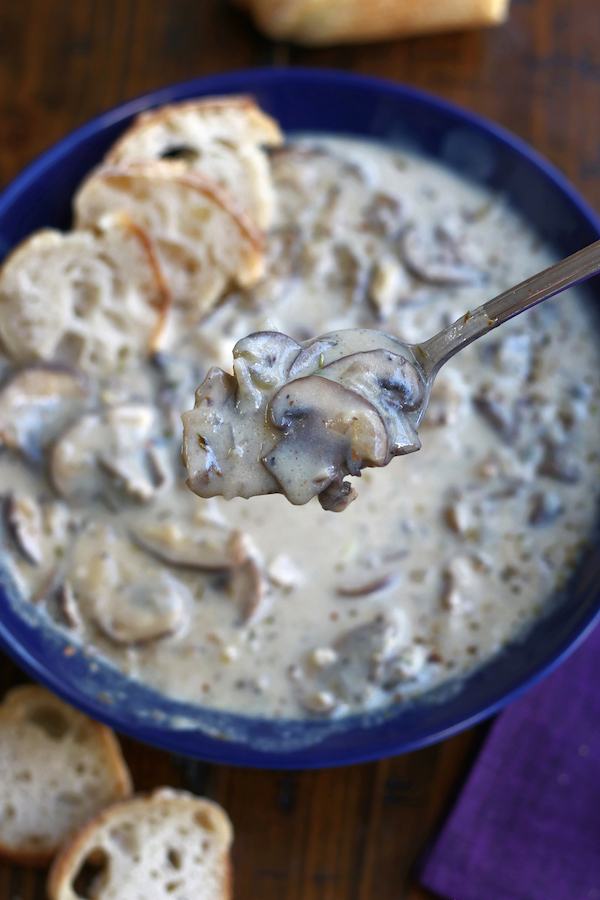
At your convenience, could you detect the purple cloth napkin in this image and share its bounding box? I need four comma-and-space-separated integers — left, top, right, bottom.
419, 622, 600, 900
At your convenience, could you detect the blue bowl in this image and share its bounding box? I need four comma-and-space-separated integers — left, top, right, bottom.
1, 68, 599, 768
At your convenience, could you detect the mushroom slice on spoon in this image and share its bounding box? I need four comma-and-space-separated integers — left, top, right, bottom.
264, 375, 390, 508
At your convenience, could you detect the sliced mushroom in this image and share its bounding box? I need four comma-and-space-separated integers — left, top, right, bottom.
4, 493, 43, 565
473, 386, 521, 443
93, 573, 191, 645
232, 331, 302, 389
182, 365, 279, 502
336, 571, 398, 597
131, 521, 250, 571
51, 405, 163, 507
287, 339, 338, 380
537, 441, 581, 484
440, 556, 482, 611
328, 243, 366, 304
401, 223, 484, 286
55, 581, 83, 630
320, 349, 425, 418
265, 375, 390, 508
529, 491, 564, 526
312, 613, 408, 705
319, 481, 358, 513
228, 557, 271, 625
0, 366, 89, 462
361, 192, 403, 237
443, 496, 483, 538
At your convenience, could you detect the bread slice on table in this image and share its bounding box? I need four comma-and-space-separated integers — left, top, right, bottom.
74, 160, 265, 322
0, 684, 132, 867
0, 211, 170, 376
47, 788, 233, 900
233, 0, 510, 45
105, 95, 283, 229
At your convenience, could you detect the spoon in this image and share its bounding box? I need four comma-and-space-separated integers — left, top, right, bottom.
363, 235, 600, 427
182, 238, 600, 511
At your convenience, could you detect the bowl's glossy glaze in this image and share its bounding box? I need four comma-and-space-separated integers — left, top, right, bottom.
1, 68, 599, 768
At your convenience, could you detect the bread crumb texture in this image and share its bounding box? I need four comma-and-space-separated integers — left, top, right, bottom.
47, 788, 233, 900
0, 684, 132, 866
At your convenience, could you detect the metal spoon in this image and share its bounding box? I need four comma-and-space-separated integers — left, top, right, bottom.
182, 238, 600, 512
312, 236, 600, 429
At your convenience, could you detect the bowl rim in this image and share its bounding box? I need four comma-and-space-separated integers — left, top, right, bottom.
1, 66, 600, 768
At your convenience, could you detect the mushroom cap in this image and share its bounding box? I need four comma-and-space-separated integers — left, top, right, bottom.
131, 521, 249, 571
51, 404, 161, 506
4, 493, 44, 566
265, 375, 389, 505
92, 572, 191, 645
228, 557, 271, 624
401, 222, 484, 286
182, 365, 279, 501
0, 365, 89, 462
232, 331, 302, 388
320, 349, 425, 413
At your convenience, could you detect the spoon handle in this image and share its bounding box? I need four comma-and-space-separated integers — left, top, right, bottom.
417, 237, 600, 380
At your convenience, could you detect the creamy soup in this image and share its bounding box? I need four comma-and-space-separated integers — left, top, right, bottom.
1, 135, 600, 720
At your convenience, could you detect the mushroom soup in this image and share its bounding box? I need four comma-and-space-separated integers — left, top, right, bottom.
1, 135, 600, 719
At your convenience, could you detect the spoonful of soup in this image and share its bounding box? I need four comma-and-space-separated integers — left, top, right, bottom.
182, 238, 600, 512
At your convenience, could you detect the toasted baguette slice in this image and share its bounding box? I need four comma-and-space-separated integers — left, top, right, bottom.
47, 788, 233, 900
234, 0, 510, 45
0, 685, 132, 867
106, 95, 283, 229
0, 211, 170, 376
74, 161, 265, 321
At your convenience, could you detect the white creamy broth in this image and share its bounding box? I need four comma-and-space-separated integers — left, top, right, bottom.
2, 134, 600, 720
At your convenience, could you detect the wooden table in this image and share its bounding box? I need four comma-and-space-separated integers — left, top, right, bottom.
0, 1, 598, 896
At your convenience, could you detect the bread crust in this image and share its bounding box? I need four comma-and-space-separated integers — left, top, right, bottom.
0, 212, 173, 372
105, 95, 283, 229
106, 94, 283, 167
116, 211, 172, 350
74, 161, 266, 316
0, 685, 132, 867
236, 0, 510, 45
47, 788, 233, 900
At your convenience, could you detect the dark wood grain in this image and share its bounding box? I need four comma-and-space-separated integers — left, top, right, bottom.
1, 1, 598, 897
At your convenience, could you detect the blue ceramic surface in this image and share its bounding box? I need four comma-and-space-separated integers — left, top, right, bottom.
0, 68, 599, 768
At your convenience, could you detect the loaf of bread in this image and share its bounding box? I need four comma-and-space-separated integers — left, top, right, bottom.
106, 96, 283, 229
0, 211, 170, 376
0, 685, 132, 866
74, 161, 265, 321
47, 788, 233, 900
234, 0, 510, 45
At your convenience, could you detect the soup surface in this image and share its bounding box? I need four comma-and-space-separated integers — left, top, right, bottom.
2, 135, 600, 719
